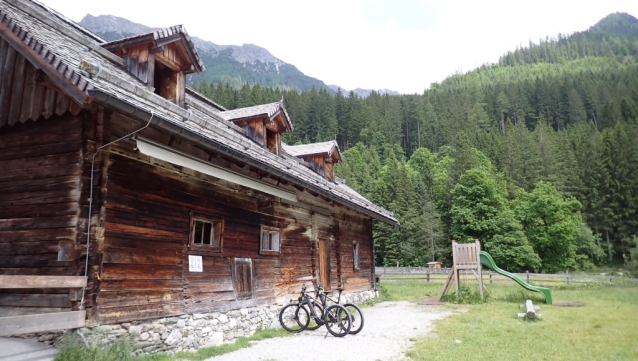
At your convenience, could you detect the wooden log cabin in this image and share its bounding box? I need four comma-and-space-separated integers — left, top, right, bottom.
0, 0, 398, 333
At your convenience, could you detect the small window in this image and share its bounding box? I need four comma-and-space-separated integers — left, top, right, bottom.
190, 213, 223, 252
260, 225, 281, 255
232, 258, 253, 300
353, 241, 360, 270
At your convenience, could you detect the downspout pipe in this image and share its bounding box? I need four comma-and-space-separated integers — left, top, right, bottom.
87, 89, 399, 226
79, 109, 154, 311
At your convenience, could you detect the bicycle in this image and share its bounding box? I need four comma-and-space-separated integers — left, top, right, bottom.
315, 285, 365, 335
279, 283, 352, 337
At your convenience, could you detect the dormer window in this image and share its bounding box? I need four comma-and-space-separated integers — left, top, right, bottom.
282, 141, 343, 182
219, 101, 293, 155
102, 25, 204, 108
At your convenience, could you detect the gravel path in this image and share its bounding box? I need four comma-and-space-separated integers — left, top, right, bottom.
204, 301, 453, 361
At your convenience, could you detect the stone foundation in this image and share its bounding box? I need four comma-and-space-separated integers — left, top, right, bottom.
27, 290, 377, 354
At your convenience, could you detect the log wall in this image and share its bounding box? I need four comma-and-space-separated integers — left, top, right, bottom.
95, 113, 376, 324
0, 67, 377, 324
0, 113, 84, 316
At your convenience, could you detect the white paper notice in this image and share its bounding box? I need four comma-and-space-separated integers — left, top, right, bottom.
189, 255, 203, 272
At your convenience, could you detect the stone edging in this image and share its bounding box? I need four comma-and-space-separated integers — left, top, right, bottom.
25, 290, 377, 354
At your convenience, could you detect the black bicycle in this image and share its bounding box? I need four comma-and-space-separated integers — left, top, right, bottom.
315, 285, 365, 335
279, 283, 352, 337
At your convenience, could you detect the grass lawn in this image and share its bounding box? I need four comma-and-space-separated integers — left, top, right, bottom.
384, 282, 638, 361
54, 282, 638, 361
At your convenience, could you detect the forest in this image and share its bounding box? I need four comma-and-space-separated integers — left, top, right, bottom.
193, 12, 638, 273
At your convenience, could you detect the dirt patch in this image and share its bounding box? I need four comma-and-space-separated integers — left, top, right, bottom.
553, 301, 585, 307
418, 296, 446, 306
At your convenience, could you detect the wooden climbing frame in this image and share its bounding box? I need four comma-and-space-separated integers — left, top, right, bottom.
438, 239, 484, 300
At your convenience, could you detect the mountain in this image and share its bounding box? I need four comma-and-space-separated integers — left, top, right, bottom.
327, 85, 401, 98
79, 14, 335, 93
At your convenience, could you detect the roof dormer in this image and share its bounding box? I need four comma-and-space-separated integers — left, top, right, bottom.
218, 101, 293, 155
102, 25, 204, 108
283, 141, 343, 182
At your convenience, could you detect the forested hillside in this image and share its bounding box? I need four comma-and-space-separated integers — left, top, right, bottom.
194, 12, 638, 273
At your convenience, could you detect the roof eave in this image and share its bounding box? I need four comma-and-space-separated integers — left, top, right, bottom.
88, 88, 398, 226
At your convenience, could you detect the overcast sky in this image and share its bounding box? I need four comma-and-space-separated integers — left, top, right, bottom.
40, 0, 638, 94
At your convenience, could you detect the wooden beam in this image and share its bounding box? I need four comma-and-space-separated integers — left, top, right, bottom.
0, 311, 85, 336
0, 20, 88, 106
0, 275, 87, 289
102, 34, 154, 52
154, 52, 184, 72
155, 33, 182, 48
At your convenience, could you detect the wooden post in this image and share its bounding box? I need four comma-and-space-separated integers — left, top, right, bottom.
489, 270, 492, 285
566, 270, 570, 288
526, 270, 530, 283
452, 240, 460, 297
426, 269, 430, 284
475, 239, 484, 300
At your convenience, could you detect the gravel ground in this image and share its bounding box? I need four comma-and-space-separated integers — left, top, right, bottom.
204, 301, 453, 361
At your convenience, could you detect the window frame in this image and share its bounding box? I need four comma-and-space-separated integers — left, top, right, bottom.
189, 211, 224, 253
353, 241, 360, 270
260, 225, 281, 256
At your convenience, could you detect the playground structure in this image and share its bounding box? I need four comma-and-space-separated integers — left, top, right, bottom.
439, 239, 553, 304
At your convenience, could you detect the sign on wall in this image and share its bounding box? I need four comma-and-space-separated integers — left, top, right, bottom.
189, 255, 203, 272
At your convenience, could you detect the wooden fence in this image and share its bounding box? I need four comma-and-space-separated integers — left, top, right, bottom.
375, 267, 638, 287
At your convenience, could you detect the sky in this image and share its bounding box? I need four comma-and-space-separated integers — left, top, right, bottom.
39, 0, 638, 94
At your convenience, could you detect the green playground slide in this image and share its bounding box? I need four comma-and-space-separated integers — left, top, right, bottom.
479, 251, 552, 304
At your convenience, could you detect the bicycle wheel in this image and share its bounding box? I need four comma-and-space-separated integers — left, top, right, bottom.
304, 302, 324, 331
343, 303, 364, 334
324, 304, 351, 337
279, 303, 309, 333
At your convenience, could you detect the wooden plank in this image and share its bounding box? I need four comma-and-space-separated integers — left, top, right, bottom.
0, 215, 77, 231
0, 39, 8, 80
0, 275, 86, 289
0, 45, 17, 127
54, 93, 70, 116
99, 302, 182, 324
98, 290, 182, 308
42, 87, 56, 119
19, 61, 35, 123
0, 139, 82, 162
0, 293, 70, 307
30, 83, 44, 120
7, 54, 26, 126
0, 310, 85, 336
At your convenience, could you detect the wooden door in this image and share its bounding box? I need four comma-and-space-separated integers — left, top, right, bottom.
318, 239, 330, 290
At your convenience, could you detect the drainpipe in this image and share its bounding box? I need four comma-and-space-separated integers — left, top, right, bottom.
79, 111, 154, 311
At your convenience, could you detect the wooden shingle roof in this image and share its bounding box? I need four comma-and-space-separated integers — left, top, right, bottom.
218, 101, 293, 132
0, 0, 397, 226
283, 141, 342, 162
